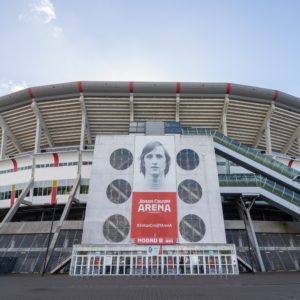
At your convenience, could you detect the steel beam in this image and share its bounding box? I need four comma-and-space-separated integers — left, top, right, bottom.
0, 127, 7, 159
252, 103, 275, 148
42, 174, 81, 273
130, 93, 134, 122
238, 197, 266, 272
265, 119, 272, 154
0, 115, 23, 153
176, 93, 180, 122
219, 95, 230, 135
282, 123, 300, 154
79, 94, 92, 150
50, 255, 71, 274
34, 118, 41, 154
0, 177, 33, 226
31, 100, 54, 150
237, 255, 255, 272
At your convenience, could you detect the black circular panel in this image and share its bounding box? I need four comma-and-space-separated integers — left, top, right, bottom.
109, 148, 133, 170
103, 214, 130, 243
106, 179, 131, 204
178, 180, 202, 204
176, 149, 199, 170
179, 214, 206, 242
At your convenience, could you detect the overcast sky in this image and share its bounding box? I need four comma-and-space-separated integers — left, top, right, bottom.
0, 0, 300, 97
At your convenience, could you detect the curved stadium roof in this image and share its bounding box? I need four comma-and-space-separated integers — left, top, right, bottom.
0, 81, 299, 157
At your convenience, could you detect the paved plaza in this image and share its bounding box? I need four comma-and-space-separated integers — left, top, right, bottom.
0, 272, 300, 300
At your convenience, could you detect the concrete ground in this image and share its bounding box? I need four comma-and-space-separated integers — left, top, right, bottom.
0, 272, 300, 300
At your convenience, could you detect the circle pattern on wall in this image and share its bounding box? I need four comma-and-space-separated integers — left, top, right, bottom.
106, 179, 132, 204
179, 214, 206, 242
178, 180, 202, 204
110, 148, 133, 170
176, 149, 199, 170
103, 214, 130, 243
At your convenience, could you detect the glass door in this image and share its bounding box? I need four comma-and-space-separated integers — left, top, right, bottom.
205, 255, 220, 274
118, 256, 125, 275
136, 256, 143, 274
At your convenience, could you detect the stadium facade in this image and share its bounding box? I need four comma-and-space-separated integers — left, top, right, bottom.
0, 81, 299, 275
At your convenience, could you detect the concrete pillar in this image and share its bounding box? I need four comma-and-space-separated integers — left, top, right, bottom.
34, 118, 41, 154
80, 100, 86, 151
265, 119, 272, 154
176, 93, 180, 122
222, 116, 227, 136
222, 95, 229, 136
130, 93, 134, 122
0, 127, 7, 159
238, 199, 266, 272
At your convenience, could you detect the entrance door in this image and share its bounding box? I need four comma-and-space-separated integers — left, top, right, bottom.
149, 256, 162, 274
205, 255, 220, 274
131, 255, 146, 275
162, 256, 177, 274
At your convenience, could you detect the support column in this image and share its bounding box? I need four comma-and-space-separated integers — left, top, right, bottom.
238, 198, 266, 272
222, 95, 229, 136
0, 127, 7, 159
130, 93, 134, 122
80, 95, 86, 151
252, 103, 275, 149
221, 95, 230, 172
34, 118, 41, 154
0, 115, 23, 153
298, 137, 300, 157
265, 119, 272, 154
79, 93, 91, 150
29, 155, 36, 204
0, 178, 33, 227
176, 93, 180, 122
41, 174, 81, 274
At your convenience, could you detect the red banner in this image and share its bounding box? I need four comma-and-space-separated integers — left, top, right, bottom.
131, 192, 178, 244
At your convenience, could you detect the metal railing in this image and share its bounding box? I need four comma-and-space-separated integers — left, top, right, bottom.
219, 174, 300, 207
182, 128, 300, 180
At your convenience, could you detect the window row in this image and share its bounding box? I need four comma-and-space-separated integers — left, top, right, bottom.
0, 189, 26, 200
0, 161, 93, 174
0, 165, 32, 174
36, 162, 78, 168
0, 185, 90, 200
33, 185, 89, 196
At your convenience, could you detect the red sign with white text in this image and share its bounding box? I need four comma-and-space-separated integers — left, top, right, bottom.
131, 192, 178, 244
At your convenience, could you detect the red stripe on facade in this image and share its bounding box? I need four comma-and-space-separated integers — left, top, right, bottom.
27, 88, 34, 99
53, 153, 59, 167
11, 159, 17, 172
77, 81, 83, 93
51, 187, 57, 205
10, 190, 15, 207
226, 83, 231, 94
272, 90, 279, 101
288, 160, 294, 168
129, 81, 134, 93
176, 82, 181, 94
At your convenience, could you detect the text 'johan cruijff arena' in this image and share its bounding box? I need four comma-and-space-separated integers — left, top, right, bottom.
0, 81, 300, 276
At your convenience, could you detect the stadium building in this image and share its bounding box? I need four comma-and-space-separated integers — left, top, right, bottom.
0, 81, 299, 276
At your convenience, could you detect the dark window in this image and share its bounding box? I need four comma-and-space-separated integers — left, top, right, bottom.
176, 149, 199, 170
110, 149, 133, 170
179, 214, 206, 242
106, 180, 131, 204
80, 185, 89, 194
178, 180, 202, 204
103, 215, 129, 243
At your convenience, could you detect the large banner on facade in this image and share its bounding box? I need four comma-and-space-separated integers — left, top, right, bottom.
131, 136, 178, 244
